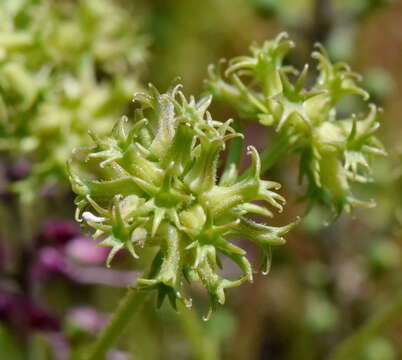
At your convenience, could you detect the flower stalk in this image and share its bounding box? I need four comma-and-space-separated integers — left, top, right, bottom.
328, 290, 402, 360
86, 287, 149, 360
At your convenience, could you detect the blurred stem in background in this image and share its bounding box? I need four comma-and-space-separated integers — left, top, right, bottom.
311, 0, 333, 45
178, 303, 219, 360
328, 289, 402, 360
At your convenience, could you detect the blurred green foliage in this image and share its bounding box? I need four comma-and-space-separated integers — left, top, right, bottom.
0, 0, 147, 202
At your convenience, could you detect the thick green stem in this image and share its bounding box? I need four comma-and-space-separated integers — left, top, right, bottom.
178, 303, 219, 360
328, 290, 402, 360
86, 288, 149, 360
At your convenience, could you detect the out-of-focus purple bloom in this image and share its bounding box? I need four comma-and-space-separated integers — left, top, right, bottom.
30, 244, 136, 287
67, 306, 108, 334
65, 236, 109, 265
6, 159, 31, 181
0, 290, 69, 360
31, 247, 67, 279
30, 239, 136, 286
0, 289, 60, 332
66, 307, 133, 360
46, 332, 70, 360
38, 219, 80, 245
66, 266, 138, 287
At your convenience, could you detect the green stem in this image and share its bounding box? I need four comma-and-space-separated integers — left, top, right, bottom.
223, 121, 243, 173
86, 288, 149, 360
240, 133, 290, 180
259, 134, 291, 174
178, 303, 219, 360
328, 290, 402, 360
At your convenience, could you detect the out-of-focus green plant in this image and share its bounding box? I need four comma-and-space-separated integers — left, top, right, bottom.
69, 83, 297, 315
0, 0, 147, 202
207, 33, 385, 216
249, 0, 313, 25
334, 0, 394, 17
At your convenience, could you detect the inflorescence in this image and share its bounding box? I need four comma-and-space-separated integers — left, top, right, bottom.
207, 32, 386, 216
68, 84, 297, 316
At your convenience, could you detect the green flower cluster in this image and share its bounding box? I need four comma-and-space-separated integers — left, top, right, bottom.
0, 0, 147, 202
207, 33, 386, 216
68, 84, 297, 315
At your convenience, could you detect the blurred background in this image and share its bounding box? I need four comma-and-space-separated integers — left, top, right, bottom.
1, 0, 402, 359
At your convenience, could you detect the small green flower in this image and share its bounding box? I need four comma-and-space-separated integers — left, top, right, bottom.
206, 33, 386, 216
68, 84, 297, 314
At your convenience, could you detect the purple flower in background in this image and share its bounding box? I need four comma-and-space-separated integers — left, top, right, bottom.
31, 219, 82, 280
66, 308, 133, 360
65, 236, 109, 265
0, 216, 135, 360
31, 247, 68, 279
30, 220, 136, 286
0, 289, 70, 360
38, 219, 80, 245
0, 159, 31, 197
67, 306, 108, 334
6, 159, 31, 182
0, 289, 60, 333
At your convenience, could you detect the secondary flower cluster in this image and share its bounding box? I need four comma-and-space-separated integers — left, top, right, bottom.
68, 84, 296, 314
0, 0, 147, 202
207, 33, 385, 216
